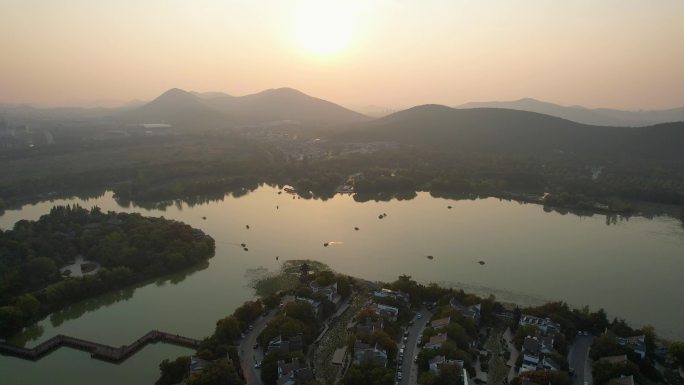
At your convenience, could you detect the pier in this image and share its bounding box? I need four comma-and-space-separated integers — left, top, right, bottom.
0, 330, 201, 363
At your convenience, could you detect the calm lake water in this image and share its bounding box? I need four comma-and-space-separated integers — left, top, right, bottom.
1, 186, 684, 384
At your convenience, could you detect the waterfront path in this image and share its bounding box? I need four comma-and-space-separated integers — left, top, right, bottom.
0, 330, 200, 363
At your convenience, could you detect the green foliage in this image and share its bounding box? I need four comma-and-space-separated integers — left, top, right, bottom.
185, 360, 242, 385
369, 330, 398, 359
591, 333, 628, 361
515, 370, 571, 385
233, 301, 263, 329
214, 316, 242, 345
314, 270, 336, 286
336, 275, 352, 298
670, 341, 684, 366
592, 360, 640, 385
156, 356, 190, 385
341, 361, 394, 385
284, 301, 317, 325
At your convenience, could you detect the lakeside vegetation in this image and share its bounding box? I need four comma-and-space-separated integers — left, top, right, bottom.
0, 205, 215, 338
1, 131, 684, 220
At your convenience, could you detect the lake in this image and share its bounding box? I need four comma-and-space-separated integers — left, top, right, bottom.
1, 186, 683, 384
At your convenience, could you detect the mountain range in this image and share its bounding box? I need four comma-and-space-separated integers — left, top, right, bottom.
457, 98, 684, 127
119, 87, 370, 128
336, 104, 684, 161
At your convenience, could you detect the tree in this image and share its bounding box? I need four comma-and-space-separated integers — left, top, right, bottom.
15, 294, 40, 320
341, 361, 394, 385
156, 356, 190, 385
434, 363, 464, 385
284, 301, 316, 325
185, 360, 242, 385
592, 360, 639, 385
233, 301, 263, 327
315, 270, 335, 286
25, 257, 58, 286
214, 316, 241, 345
671, 341, 684, 366
370, 330, 398, 358
516, 370, 571, 385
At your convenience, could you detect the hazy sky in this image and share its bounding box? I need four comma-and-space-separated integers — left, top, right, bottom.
1, 0, 683, 110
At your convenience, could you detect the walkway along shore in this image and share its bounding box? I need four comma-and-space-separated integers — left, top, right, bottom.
0, 330, 201, 363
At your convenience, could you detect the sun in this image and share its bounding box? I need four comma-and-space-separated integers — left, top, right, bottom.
294, 0, 356, 57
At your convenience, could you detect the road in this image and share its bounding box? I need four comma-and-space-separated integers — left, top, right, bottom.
399, 308, 433, 385
568, 334, 593, 385
239, 309, 278, 385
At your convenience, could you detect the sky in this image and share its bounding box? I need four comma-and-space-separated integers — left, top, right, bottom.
1, 0, 683, 110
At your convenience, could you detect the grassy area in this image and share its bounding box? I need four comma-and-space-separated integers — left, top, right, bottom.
314, 293, 368, 384
250, 259, 331, 297
485, 329, 510, 385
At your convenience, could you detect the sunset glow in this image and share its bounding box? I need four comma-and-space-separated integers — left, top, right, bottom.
294, 0, 356, 57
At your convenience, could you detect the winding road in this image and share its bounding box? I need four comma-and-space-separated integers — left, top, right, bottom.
239, 309, 278, 385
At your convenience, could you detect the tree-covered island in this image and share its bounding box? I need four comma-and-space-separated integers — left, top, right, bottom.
0, 205, 215, 337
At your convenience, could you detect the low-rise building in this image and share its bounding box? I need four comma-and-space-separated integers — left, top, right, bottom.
520, 337, 541, 373
268, 334, 303, 354
353, 341, 388, 367
373, 288, 410, 303
519, 315, 560, 335
295, 296, 322, 318
369, 303, 400, 322
428, 355, 464, 373
616, 335, 646, 359
431, 317, 451, 330
599, 355, 629, 365
356, 317, 384, 336
310, 281, 338, 302
450, 298, 482, 323
425, 333, 448, 350
276, 359, 313, 385
189, 356, 210, 375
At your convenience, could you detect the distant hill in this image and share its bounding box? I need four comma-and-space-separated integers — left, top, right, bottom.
121, 87, 369, 128
457, 98, 684, 127
121, 88, 227, 127
335, 105, 684, 161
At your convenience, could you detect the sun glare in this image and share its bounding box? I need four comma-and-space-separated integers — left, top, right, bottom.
294, 0, 356, 57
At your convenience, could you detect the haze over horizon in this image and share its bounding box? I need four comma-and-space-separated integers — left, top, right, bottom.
1, 0, 683, 110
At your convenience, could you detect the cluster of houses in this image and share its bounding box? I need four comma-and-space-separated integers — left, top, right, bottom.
349, 289, 410, 368
422, 303, 474, 385
517, 315, 563, 374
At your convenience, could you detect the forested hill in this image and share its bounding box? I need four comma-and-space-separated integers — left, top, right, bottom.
0, 205, 215, 337
334, 105, 684, 162
120, 87, 369, 128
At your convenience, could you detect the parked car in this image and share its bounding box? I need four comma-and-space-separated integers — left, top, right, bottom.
253, 343, 259, 349
254, 361, 262, 369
